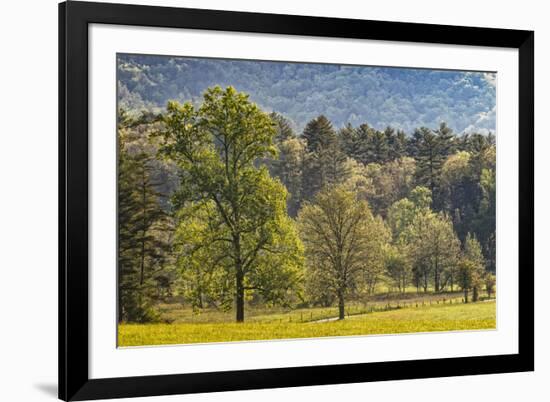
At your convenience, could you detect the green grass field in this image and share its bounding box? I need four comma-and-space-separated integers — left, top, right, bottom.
118, 299, 496, 347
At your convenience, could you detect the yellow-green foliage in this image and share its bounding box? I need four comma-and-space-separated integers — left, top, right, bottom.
119, 300, 495, 347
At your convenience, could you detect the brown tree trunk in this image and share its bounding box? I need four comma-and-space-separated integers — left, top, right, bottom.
464, 288, 469, 303
233, 233, 244, 322
338, 290, 345, 320
118, 297, 123, 323
140, 169, 146, 286
236, 270, 244, 322
140, 240, 145, 285
473, 286, 479, 302
234, 233, 245, 323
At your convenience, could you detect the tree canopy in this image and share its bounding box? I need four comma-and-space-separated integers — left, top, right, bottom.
117, 84, 496, 323
157, 86, 304, 321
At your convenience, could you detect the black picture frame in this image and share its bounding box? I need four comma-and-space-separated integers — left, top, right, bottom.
59, 1, 534, 400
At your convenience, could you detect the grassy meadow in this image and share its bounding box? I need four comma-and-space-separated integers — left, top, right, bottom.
118, 296, 496, 347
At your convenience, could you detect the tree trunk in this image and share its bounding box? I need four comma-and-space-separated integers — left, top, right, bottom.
140, 170, 146, 286
234, 233, 245, 323
118, 296, 123, 323
236, 270, 244, 322
338, 290, 345, 320
140, 240, 145, 285
198, 289, 204, 309
473, 286, 479, 302
464, 288, 469, 303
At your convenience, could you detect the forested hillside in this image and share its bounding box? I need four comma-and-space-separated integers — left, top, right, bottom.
118, 54, 496, 133
118, 85, 496, 326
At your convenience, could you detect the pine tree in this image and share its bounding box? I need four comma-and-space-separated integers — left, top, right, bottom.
302, 115, 337, 153
354, 123, 372, 164
369, 129, 390, 164
435, 122, 456, 158
270, 112, 296, 142
302, 115, 350, 200
413, 127, 444, 209
339, 123, 359, 159
118, 113, 172, 323
387, 127, 408, 161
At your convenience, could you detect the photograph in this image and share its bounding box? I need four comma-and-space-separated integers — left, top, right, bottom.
116, 53, 497, 347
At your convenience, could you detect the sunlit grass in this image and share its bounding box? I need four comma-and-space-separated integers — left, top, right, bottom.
119, 299, 496, 347
156, 290, 471, 324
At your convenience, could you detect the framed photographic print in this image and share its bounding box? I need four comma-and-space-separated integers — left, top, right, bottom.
59, 1, 534, 400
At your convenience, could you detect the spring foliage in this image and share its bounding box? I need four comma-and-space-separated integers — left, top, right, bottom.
118, 85, 495, 323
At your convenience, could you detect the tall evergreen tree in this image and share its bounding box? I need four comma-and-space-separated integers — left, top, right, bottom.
339, 123, 359, 160
387, 128, 408, 161
369, 129, 390, 164
353, 123, 372, 164
435, 122, 457, 158
302, 115, 350, 200
118, 113, 172, 322
302, 115, 337, 153
413, 127, 444, 208
270, 112, 296, 142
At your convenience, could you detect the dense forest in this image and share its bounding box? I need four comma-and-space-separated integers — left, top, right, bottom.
118, 55, 496, 134
118, 85, 496, 323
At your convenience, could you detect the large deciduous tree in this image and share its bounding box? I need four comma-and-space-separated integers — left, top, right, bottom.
158, 86, 304, 322
400, 207, 461, 293
385, 244, 411, 293
463, 233, 486, 302
298, 185, 388, 320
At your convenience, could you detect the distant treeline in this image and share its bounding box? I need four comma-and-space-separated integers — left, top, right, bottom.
118, 86, 496, 323
117, 54, 496, 133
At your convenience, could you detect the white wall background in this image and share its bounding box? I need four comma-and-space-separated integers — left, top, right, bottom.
0, 0, 545, 401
